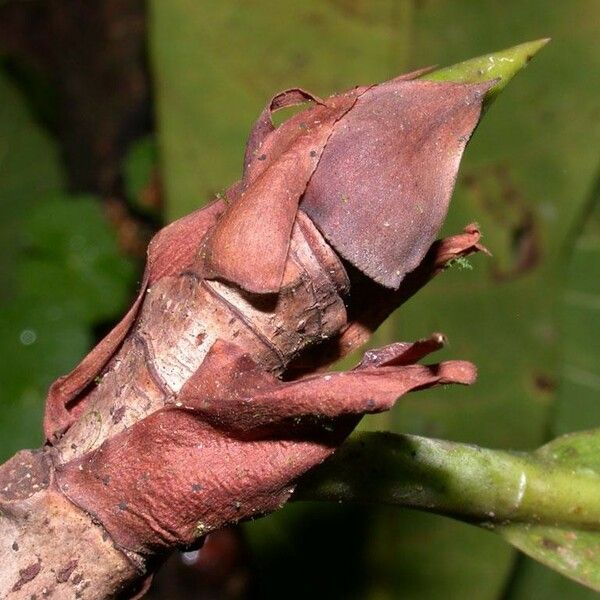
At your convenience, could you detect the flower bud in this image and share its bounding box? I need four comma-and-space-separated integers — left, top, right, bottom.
201, 74, 492, 292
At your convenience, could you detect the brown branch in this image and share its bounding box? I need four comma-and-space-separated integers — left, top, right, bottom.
0, 221, 483, 598
0, 73, 489, 598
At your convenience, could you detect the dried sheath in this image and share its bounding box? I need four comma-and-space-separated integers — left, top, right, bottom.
3, 71, 492, 588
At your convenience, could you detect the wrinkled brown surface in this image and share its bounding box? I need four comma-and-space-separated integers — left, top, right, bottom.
0, 451, 137, 599
11, 71, 495, 597
287, 224, 487, 374
48, 218, 483, 560
51, 212, 350, 467
56, 338, 474, 556
2, 221, 485, 597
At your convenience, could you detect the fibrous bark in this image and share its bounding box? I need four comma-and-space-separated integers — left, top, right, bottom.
0, 71, 490, 598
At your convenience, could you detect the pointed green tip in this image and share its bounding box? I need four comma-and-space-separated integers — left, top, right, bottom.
421, 38, 550, 106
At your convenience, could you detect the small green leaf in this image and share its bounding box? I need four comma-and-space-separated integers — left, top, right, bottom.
446, 256, 473, 271
497, 429, 600, 592
502, 526, 600, 593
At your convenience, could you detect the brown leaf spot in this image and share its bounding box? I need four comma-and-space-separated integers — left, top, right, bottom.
463, 164, 541, 280
542, 537, 561, 551
56, 559, 78, 583
533, 373, 556, 393
111, 406, 126, 424
11, 560, 41, 592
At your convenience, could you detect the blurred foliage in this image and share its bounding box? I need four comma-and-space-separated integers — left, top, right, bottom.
0, 71, 62, 297
500, 427, 600, 592
123, 135, 161, 220
505, 172, 600, 596
150, 0, 412, 222
151, 1, 599, 599
124, 136, 155, 206
0, 71, 135, 458
554, 180, 600, 436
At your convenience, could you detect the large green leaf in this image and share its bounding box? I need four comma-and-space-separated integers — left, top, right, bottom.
0, 71, 135, 459
503, 175, 600, 596
554, 180, 600, 436
150, 0, 410, 222
150, 2, 599, 598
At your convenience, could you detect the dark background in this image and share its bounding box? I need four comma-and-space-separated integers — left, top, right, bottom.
0, 1, 598, 598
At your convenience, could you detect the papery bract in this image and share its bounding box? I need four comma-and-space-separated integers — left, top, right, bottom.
43, 70, 491, 561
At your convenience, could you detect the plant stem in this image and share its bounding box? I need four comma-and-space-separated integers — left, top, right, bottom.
294, 432, 600, 531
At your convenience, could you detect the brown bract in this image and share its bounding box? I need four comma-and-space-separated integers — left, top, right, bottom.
302, 79, 492, 288
200, 73, 491, 292
56, 338, 475, 556
44, 198, 227, 438
13, 69, 493, 596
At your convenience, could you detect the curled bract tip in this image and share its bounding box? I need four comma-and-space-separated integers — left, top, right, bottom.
200, 71, 491, 293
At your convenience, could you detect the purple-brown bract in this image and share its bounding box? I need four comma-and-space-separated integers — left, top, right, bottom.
42, 70, 491, 560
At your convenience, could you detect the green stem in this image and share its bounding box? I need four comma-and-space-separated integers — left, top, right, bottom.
294, 432, 600, 531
